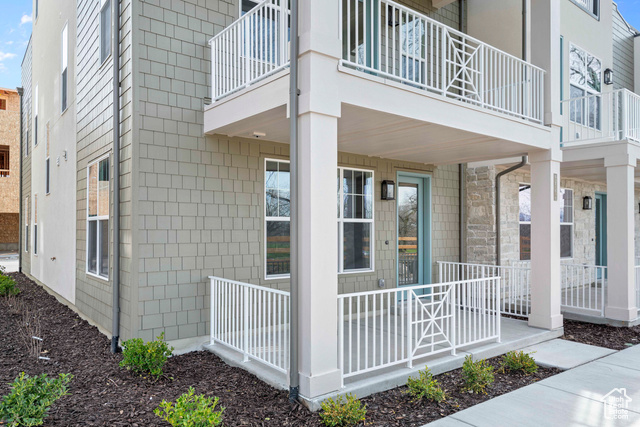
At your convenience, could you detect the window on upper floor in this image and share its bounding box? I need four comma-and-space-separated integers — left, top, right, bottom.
33, 85, 38, 147
100, 0, 112, 64
568, 44, 602, 130
25, 197, 29, 253
519, 184, 574, 260
35, 0, 38, 20
61, 24, 68, 112
34, 194, 38, 255
570, 0, 599, 19
241, 0, 259, 15
0, 145, 9, 178
0, 99, 6, 110
87, 156, 110, 279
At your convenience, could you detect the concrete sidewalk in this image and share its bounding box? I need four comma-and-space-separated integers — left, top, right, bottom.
0, 251, 18, 273
426, 343, 640, 426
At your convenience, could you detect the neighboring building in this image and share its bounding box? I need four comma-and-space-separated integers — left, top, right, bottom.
18, 0, 640, 405
0, 88, 21, 251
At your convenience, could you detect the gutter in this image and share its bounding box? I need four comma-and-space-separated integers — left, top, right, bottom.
111, 0, 121, 354
17, 87, 24, 272
288, 0, 299, 403
495, 156, 527, 265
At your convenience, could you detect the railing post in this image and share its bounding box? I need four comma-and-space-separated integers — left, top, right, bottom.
622, 90, 629, 140
495, 278, 501, 343
280, 0, 288, 66
211, 42, 217, 102
440, 28, 447, 95
210, 278, 216, 346
243, 285, 250, 362
450, 282, 456, 355
406, 290, 413, 368
338, 297, 344, 388
478, 44, 485, 107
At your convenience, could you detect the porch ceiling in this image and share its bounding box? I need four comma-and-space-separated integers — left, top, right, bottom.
209, 104, 537, 166
561, 140, 640, 184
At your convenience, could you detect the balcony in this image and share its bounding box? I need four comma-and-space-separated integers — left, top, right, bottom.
208, 0, 545, 126
561, 89, 640, 146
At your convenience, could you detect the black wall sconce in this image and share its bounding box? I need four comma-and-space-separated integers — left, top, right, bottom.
583, 196, 592, 210
381, 180, 395, 200
604, 68, 614, 85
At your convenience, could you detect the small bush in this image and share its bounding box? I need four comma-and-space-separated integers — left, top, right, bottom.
501, 351, 538, 374
406, 368, 446, 402
461, 356, 494, 394
154, 387, 224, 427
319, 394, 366, 427
0, 273, 19, 297
120, 332, 173, 379
0, 372, 73, 427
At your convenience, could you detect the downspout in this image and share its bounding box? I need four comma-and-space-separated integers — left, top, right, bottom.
17, 87, 23, 272
288, 0, 299, 403
458, 0, 466, 265
496, 156, 527, 265
111, 0, 121, 354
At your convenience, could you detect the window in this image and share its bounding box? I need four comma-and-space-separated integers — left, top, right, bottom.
45, 158, 50, 194
87, 157, 110, 278
33, 85, 38, 147
24, 197, 29, 252
61, 24, 68, 112
519, 185, 574, 260
338, 167, 374, 272
34, 194, 38, 255
25, 128, 29, 157
0, 145, 9, 177
35, 0, 38, 19
100, 0, 112, 64
401, 19, 425, 83
265, 160, 290, 278
568, 44, 601, 130
241, 0, 259, 15
0, 99, 6, 110
263, 160, 375, 277
570, 0, 599, 19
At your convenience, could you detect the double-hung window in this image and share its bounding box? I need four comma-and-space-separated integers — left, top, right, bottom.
24, 197, 29, 252
33, 85, 38, 147
569, 44, 602, 131
100, 0, 112, 64
61, 24, 68, 112
34, 195, 38, 255
265, 160, 291, 278
519, 184, 574, 260
87, 157, 110, 279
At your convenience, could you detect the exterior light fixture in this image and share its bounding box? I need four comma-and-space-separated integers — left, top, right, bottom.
604, 68, 614, 85
253, 131, 266, 138
583, 196, 593, 210
381, 180, 395, 200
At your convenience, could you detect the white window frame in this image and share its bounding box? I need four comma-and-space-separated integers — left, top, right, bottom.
99, 0, 112, 65
86, 155, 110, 281
61, 23, 68, 113
33, 194, 38, 256
570, 0, 599, 19
33, 85, 38, 147
24, 197, 29, 253
338, 166, 375, 274
568, 43, 602, 129
264, 158, 291, 280
45, 156, 50, 194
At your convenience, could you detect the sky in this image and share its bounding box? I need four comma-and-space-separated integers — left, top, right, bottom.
0, 0, 637, 89
0, 0, 32, 90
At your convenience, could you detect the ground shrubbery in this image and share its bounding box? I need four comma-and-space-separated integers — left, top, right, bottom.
120, 332, 174, 379
319, 394, 367, 427
0, 269, 19, 297
0, 372, 73, 427
154, 387, 224, 427
501, 351, 538, 374
461, 356, 495, 394
406, 368, 446, 402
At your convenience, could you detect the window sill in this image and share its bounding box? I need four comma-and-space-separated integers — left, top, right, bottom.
264, 269, 376, 280
86, 271, 109, 282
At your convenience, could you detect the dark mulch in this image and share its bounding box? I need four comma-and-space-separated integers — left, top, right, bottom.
1, 273, 560, 426
562, 319, 640, 350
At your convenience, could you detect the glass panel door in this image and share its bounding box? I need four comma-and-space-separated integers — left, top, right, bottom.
398, 183, 419, 286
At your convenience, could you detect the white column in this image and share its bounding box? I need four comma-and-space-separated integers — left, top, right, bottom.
605, 155, 637, 322
528, 149, 563, 330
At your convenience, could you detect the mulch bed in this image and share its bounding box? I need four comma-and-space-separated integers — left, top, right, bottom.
562, 319, 640, 350
1, 273, 560, 426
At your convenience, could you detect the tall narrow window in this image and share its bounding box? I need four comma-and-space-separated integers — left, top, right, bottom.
45, 122, 50, 194
34, 194, 38, 255
0, 145, 9, 177
24, 197, 29, 252
568, 44, 602, 131
61, 24, 68, 112
518, 185, 531, 260
338, 167, 374, 272
33, 85, 38, 147
35, 0, 38, 19
87, 157, 110, 278
100, 0, 112, 64
265, 160, 290, 278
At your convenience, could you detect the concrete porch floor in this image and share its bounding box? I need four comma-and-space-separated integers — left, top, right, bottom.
204, 317, 563, 411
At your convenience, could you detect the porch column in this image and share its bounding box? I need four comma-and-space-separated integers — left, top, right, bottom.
528, 149, 563, 330
604, 154, 638, 322
295, 0, 342, 399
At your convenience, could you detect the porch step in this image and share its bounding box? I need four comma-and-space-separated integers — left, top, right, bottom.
518, 339, 616, 370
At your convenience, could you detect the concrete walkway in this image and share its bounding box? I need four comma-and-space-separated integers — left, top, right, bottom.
0, 251, 18, 273
426, 342, 640, 426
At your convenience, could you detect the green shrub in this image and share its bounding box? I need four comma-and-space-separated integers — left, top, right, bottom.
0, 273, 19, 297
501, 351, 538, 374
319, 394, 366, 427
0, 372, 73, 427
154, 387, 224, 427
406, 368, 446, 402
119, 332, 173, 379
461, 356, 494, 394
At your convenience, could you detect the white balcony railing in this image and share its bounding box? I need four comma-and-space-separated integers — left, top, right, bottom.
209, 277, 290, 373
338, 278, 501, 382
561, 89, 640, 145
209, 0, 290, 101
341, 0, 545, 123
560, 264, 606, 316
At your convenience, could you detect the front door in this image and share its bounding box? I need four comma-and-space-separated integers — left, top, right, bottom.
595, 193, 607, 272
397, 174, 430, 290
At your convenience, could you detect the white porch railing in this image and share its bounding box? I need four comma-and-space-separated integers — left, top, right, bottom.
561, 89, 640, 145
438, 261, 530, 317
209, 277, 290, 373
340, 0, 544, 123
209, 0, 290, 101
560, 264, 607, 316
636, 265, 640, 309
337, 278, 500, 382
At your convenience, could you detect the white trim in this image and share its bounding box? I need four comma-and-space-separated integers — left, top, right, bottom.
86, 154, 111, 279
263, 158, 291, 279
99, 0, 112, 65
569, 42, 602, 95
61, 22, 69, 113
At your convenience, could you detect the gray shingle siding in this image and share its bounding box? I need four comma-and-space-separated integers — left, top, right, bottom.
21, 39, 32, 275
612, 4, 636, 91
